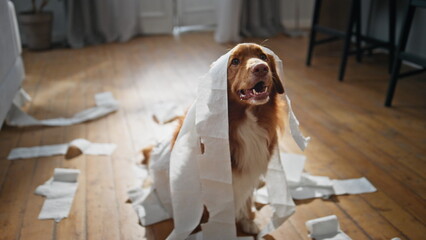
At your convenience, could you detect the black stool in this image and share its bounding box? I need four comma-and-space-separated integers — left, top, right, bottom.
306, 0, 396, 81
385, 0, 426, 107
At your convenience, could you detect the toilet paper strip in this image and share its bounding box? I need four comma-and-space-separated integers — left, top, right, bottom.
7, 138, 116, 160
6, 92, 118, 127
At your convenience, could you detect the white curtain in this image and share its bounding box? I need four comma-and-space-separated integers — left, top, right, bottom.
215, 0, 243, 43
215, 0, 284, 43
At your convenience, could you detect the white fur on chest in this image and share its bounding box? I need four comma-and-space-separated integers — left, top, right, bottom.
232, 109, 271, 219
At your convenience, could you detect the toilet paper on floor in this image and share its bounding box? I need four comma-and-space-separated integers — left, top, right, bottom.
306, 215, 351, 240
255, 153, 377, 202
151, 102, 185, 124
6, 92, 119, 127
35, 168, 80, 222
7, 138, 116, 160
12, 88, 32, 107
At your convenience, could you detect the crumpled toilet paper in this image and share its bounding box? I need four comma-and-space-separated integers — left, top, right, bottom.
35, 168, 80, 222
7, 138, 116, 160
306, 215, 351, 240
6, 92, 118, 127
129, 45, 310, 240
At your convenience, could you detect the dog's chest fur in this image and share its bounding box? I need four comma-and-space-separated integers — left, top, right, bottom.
231, 109, 271, 218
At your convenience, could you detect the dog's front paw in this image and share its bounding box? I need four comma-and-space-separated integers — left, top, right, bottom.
239, 218, 260, 234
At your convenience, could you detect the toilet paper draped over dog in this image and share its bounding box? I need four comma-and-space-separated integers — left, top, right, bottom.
166, 45, 307, 239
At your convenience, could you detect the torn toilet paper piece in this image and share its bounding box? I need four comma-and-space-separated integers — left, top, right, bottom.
285, 95, 311, 151
306, 215, 351, 240
333, 177, 377, 195
6, 92, 119, 127
151, 102, 185, 124
256, 153, 377, 201
12, 88, 32, 107
35, 168, 80, 222
7, 138, 116, 160
281, 153, 306, 186
128, 187, 171, 226
290, 175, 376, 200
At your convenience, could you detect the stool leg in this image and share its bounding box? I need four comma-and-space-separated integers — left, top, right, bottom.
388, 0, 396, 73
385, 2, 416, 107
339, 0, 358, 81
306, 0, 322, 66
385, 59, 402, 107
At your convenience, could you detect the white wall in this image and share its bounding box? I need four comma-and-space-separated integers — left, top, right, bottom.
364, 0, 426, 57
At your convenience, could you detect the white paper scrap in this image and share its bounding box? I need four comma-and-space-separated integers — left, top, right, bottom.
35, 168, 80, 222
280, 153, 306, 186
129, 187, 171, 226
12, 88, 32, 107
285, 95, 311, 151
332, 177, 377, 195
306, 215, 351, 240
6, 92, 118, 127
7, 138, 116, 160
152, 102, 185, 124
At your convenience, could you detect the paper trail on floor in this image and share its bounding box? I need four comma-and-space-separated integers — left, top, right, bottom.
34, 168, 80, 222
7, 138, 116, 160
6, 92, 119, 127
255, 153, 377, 201
306, 215, 351, 240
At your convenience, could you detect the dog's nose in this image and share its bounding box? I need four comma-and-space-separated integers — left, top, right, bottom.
252, 63, 269, 77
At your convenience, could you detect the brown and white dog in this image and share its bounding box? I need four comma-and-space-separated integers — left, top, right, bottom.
144, 43, 286, 234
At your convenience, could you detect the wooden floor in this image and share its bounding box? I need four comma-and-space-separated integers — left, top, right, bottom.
0, 32, 425, 240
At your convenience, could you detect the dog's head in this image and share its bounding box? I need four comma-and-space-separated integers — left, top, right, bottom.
227, 43, 284, 105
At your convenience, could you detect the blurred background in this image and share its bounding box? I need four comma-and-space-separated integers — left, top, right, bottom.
9, 0, 425, 55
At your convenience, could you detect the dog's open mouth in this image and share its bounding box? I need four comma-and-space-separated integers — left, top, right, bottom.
238, 81, 269, 101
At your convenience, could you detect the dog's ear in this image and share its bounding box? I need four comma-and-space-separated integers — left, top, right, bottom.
267, 54, 284, 94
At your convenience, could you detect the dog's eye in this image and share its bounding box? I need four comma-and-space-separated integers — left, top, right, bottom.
260, 54, 267, 61
231, 58, 240, 65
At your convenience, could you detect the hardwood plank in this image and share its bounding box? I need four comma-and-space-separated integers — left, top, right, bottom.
105, 44, 146, 239
84, 46, 120, 240
55, 49, 88, 240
